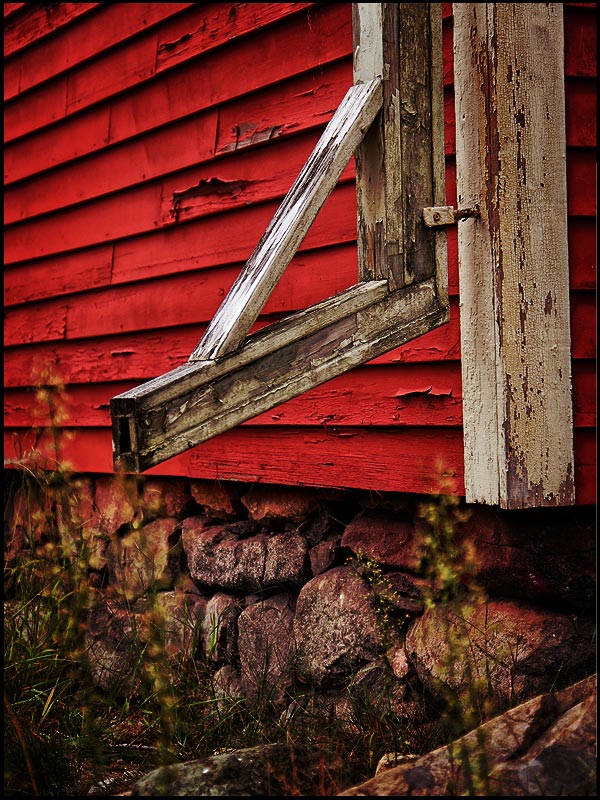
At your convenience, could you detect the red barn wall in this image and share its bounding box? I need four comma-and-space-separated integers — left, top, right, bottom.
3, 2, 596, 503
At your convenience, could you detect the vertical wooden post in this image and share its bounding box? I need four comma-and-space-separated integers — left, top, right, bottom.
454, 3, 575, 507
353, 3, 447, 299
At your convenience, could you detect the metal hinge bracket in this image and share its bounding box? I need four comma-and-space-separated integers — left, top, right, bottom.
422, 205, 480, 227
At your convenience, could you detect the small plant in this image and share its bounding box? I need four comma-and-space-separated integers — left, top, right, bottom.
415, 468, 496, 794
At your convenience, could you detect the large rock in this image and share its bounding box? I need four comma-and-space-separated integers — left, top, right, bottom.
189, 479, 243, 521
182, 517, 307, 591
238, 593, 295, 703
55, 477, 109, 571
127, 677, 596, 796
86, 602, 146, 695
341, 513, 422, 571
341, 674, 596, 796
200, 592, 240, 663
405, 596, 596, 710
145, 590, 207, 658
140, 478, 192, 520
94, 475, 141, 532
130, 742, 345, 796
240, 485, 320, 527
292, 566, 381, 685
107, 518, 182, 601
453, 506, 596, 609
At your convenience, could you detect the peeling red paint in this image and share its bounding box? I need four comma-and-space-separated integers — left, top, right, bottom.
393, 385, 452, 398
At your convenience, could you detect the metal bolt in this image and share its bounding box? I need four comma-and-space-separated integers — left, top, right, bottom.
433, 212, 441, 221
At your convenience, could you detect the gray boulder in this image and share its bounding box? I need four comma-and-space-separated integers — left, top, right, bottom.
130, 741, 344, 796
341, 674, 596, 796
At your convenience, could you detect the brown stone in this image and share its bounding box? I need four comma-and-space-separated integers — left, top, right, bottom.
238, 593, 295, 702
95, 475, 141, 532
201, 592, 240, 663
56, 476, 108, 570
241, 484, 320, 526
341, 675, 597, 796
405, 596, 596, 711
140, 478, 191, 519
107, 518, 181, 600
183, 518, 307, 591
454, 505, 596, 609
342, 513, 422, 571
293, 565, 381, 685
149, 590, 207, 657
309, 535, 341, 576
189, 479, 242, 520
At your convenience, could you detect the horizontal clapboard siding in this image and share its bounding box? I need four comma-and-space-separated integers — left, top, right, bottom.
3, 2, 596, 503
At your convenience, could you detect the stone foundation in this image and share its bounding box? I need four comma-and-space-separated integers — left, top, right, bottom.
5, 470, 596, 727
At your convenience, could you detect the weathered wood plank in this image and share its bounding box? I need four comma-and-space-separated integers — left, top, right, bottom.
4, 3, 193, 101
4, 2, 323, 143
3, 3, 100, 58
4, 245, 114, 307
4, 183, 358, 306
190, 78, 383, 361
4, 131, 356, 264
4, 7, 351, 184
3, 4, 27, 20
155, 2, 313, 75
4, 425, 469, 497
111, 279, 448, 471
4, 297, 465, 389
353, 3, 447, 294
4, 246, 361, 345
8, 424, 597, 504
5, 363, 470, 429
454, 3, 575, 508
564, 5, 598, 77
10, 173, 592, 309
16, 360, 596, 433
4, 110, 219, 224
5, 63, 351, 197
9, 289, 594, 389
66, 3, 313, 117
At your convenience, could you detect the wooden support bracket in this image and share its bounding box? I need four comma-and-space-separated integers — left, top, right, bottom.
110, 3, 448, 473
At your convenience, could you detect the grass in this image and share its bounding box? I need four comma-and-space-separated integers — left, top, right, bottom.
5, 378, 554, 799
4, 457, 465, 796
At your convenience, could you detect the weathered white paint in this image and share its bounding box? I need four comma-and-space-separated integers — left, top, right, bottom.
190, 78, 383, 361
353, 2, 383, 83
454, 3, 574, 507
353, 3, 448, 293
112, 278, 447, 472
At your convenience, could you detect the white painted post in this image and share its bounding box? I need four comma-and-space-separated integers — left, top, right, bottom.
454, 3, 575, 507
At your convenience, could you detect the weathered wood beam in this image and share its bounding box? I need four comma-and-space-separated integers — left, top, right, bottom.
190, 77, 383, 362
353, 3, 447, 294
110, 4, 451, 473
111, 278, 448, 472
454, 3, 574, 507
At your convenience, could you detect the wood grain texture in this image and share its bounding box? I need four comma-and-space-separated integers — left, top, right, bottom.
111, 279, 447, 471
5, 422, 596, 504
4, 424, 468, 496
4, 131, 357, 264
353, 3, 447, 292
454, 3, 575, 508
9, 360, 597, 432
4, 3, 314, 142
4, 3, 193, 101
3, 3, 99, 58
190, 79, 382, 360
4, 183, 359, 307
